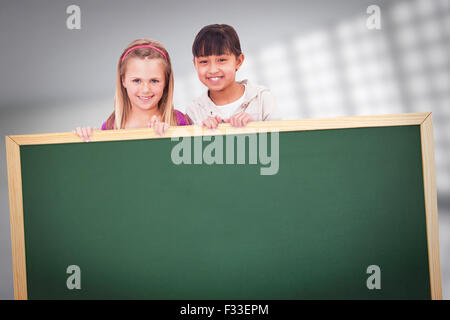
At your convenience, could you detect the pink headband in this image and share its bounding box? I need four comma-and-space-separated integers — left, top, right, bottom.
121, 45, 168, 63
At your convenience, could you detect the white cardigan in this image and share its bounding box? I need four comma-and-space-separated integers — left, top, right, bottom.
186, 79, 280, 124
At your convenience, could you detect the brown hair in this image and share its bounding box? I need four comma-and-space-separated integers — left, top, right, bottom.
105, 39, 176, 129
192, 24, 242, 58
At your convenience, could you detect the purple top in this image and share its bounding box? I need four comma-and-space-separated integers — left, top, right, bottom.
101, 110, 190, 130
174, 110, 191, 126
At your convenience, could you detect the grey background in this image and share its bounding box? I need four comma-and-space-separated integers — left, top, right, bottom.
0, 0, 449, 299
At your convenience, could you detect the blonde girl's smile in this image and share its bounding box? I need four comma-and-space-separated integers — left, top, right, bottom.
137, 94, 155, 103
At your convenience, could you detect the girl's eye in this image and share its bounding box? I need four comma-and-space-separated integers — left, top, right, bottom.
199, 60, 207, 64
151, 79, 159, 83
132, 79, 140, 83
219, 58, 227, 62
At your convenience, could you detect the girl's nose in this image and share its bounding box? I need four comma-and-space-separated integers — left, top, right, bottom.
208, 62, 219, 73
142, 82, 151, 92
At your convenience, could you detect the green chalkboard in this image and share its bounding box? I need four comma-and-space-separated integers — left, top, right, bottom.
19, 125, 431, 299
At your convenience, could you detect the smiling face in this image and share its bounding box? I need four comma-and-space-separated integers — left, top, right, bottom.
194, 53, 244, 93
121, 57, 166, 112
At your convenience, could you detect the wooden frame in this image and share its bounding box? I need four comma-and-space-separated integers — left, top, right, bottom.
6, 112, 442, 300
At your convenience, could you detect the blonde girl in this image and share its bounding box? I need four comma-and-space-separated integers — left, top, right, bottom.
75, 39, 190, 141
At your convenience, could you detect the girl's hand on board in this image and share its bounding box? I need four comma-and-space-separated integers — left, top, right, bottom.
225, 112, 254, 127
73, 126, 98, 142
202, 115, 223, 130
148, 115, 169, 136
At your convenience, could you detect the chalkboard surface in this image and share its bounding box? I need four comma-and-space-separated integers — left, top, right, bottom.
18, 124, 432, 299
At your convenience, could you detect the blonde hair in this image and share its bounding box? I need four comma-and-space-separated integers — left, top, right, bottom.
105, 39, 176, 129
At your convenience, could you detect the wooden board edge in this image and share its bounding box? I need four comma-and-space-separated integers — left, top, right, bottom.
419, 112, 432, 125
9, 112, 429, 146
420, 114, 442, 300
5, 136, 28, 300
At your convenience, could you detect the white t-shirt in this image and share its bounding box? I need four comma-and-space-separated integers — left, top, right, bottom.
215, 89, 246, 119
